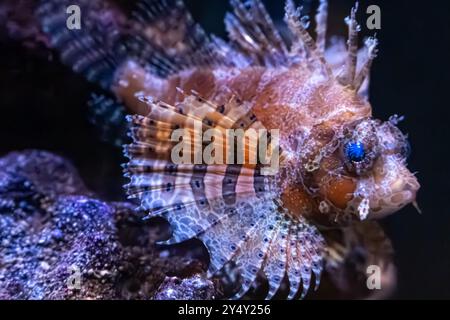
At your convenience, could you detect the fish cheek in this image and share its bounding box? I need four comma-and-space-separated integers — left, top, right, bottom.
281, 185, 316, 220
320, 176, 357, 210
313, 155, 357, 210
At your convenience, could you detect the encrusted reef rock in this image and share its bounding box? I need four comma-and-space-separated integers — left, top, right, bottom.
0, 150, 212, 300
154, 275, 216, 300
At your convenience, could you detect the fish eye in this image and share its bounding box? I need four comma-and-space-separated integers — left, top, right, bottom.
345, 141, 365, 163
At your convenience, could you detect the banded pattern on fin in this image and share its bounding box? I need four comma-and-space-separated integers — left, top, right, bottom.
284, 217, 324, 299
227, 204, 281, 299
284, 0, 332, 77
263, 217, 290, 299
334, 3, 378, 90
126, 0, 228, 77
124, 93, 275, 245
337, 3, 360, 86
225, 0, 288, 66
223, 0, 378, 95
200, 200, 276, 277
124, 92, 325, 299
37, 0, 125, 89
39, 0, 378, 97
202, 202, 324, 300
37, 0, 232, 86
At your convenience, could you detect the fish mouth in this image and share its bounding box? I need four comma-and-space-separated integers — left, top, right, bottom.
367, 170, 420, 219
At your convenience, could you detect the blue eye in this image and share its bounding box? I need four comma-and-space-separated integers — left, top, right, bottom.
345, 141, 365, 162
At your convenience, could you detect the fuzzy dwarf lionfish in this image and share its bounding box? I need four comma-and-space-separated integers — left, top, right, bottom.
38, 0, 420, 299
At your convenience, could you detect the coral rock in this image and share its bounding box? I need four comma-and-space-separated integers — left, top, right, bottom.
0, 150, 212, 300
154, 275, 215, 300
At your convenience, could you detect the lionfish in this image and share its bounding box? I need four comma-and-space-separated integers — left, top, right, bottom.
38, 0, 420, 299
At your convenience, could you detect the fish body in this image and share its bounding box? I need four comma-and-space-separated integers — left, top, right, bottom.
38, 0, 420, 299
114, 62, 371, 133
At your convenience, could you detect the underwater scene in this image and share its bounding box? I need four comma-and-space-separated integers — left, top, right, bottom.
0, 0, 449, 303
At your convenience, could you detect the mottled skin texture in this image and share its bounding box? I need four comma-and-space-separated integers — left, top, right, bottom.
114, 62, 370, 130
113, 61, 418, 226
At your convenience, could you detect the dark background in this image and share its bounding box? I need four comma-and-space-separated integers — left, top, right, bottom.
0, 0, 449, 299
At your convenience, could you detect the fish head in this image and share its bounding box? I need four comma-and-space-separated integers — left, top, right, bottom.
302, 116, 420, 224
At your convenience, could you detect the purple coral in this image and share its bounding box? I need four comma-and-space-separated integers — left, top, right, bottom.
0, 150, 213, 300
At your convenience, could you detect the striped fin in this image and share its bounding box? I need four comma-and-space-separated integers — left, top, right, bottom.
39, 0, 375, 97
263, 217, 290, 299
229, 205, 281, 299
286, 224, 303, 299
124, 92, 325, 299
200, 199, 273, 276
123, 94, 264, 162
284, 0, 332, 77
337, 3, 360, 86
37, 0, 230, 87
124, 94, 275, 244
225, 0, 288, 66
200, 205, 324, 300
285, 217, 324, 300
127, 0, 228, 76
37, 0, 125, 89
296, 222, 324, 299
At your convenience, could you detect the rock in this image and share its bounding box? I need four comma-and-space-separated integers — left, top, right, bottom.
0, 150, 90, 199
0, 150, 213, 300
154, 275, 215, 300
0, 0, 49, 48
